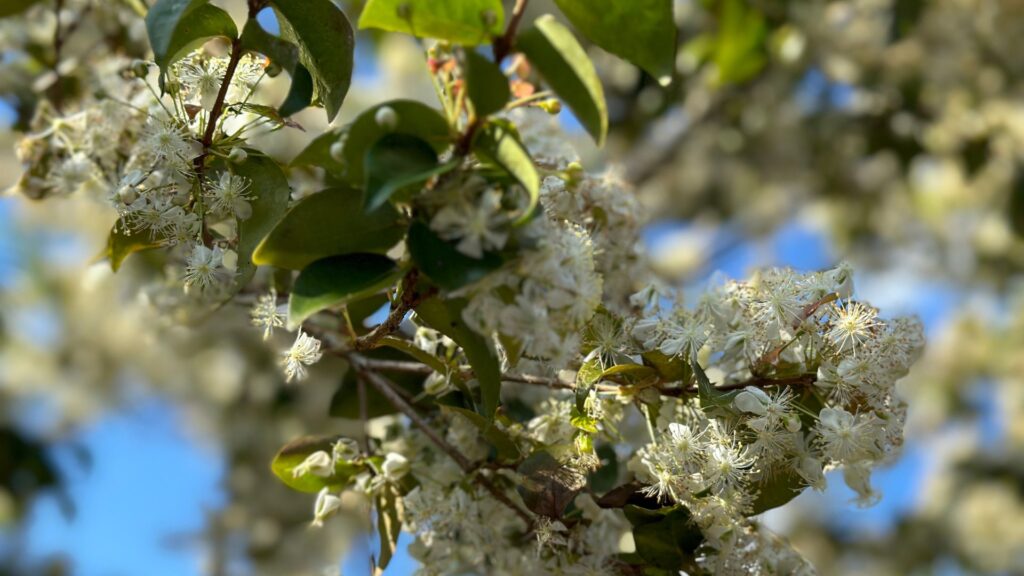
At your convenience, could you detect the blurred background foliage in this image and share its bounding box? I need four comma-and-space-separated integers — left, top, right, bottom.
0, 0, 1022, 574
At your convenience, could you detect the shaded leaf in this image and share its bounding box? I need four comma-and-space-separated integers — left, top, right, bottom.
627, 505, 703, 570
146, 0, 238, 87
407, 220, 503, 291
749, 468, 805, 515
287, 253, 401, 329
472, 121, 539, 223
359, 0, 504, 45
271, 0, 354, 122
642, 350, 691, 382
341, 100, 452, 185
0, 0, 43, 18
229, 151, 291, 288
463, 49, 510, 117
364, 134, 452, 211
517, 15, 607, 145
278, 63, 314, 117
553, 0, 676, 81
252, 187, 406, 270
588, 444, 619, 493
239, 17, 299, 72
415, 297, 502, 418
106, 224, 164, 272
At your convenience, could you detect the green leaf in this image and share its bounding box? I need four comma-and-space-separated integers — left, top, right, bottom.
271, 436, 363, 493
415, 297, 502, 418
553, 0, 676, 82
378, 336, 449, 375
252, 187, 407, 270
106, 224, 164, 272
146, 0, 238, 86
642, 350, 690, 382
600, 363, 658, 382
229, 151, 291, 288
691, 356, 739, 414
270, 0, 354, 122
588, 444, 619, 493
711, 0, 767, 85
463, 49, 510, 117
278, 64, 313, 117
340, 100, 452, 186
625, 505, 703, 570
0, 0, 43, 18
287, 253, 402, 330
472, 121, 539, 223
749, 468, 805, 515
375, 484, 402, 572
1011, 165, 1024, 238
291, 129, 346, 176
439, 405, 522, 461
517, 15, 608, 145
407, 221, 503, 291
364, 134, 452, 211
570, 410, 599, 434
359, 0, 504, 45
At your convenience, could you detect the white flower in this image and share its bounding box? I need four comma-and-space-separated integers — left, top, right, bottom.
658, 315, 707, 358
292, 450, 334, 479
205, 171, 252, 219
281, 331, 323, 383
827, 301, 879, 355
430, 188, 508, 258
815, 407, 877, 463
174, 55, 226, 109
139, 118, 193, 167
381, 452, 410, 481
183, 244, 232, 292
310, 487, 342, 528
250, 290, 285, 340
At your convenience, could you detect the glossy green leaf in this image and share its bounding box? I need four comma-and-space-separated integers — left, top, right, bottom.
291, 129, 346, 176
229, 151, 291, 287
375, 483, 402, 571
407, 221, 503, 291
463, 49, 510, 117
517, 15, 608, 145
146, 0, 238, 86
364, 134, 451, 211
415, 297, 501, 418
440, 405, 522, 461
271, 436, 363, 493
106, 225, 163, 272
271, 0, 354, 122
341, 100, 452, 185
553, 0, 676, 82
749, 468, 805, 515
472, 121, 539, 223
278, 64, 313, 117
359, 0, 504, 45
626, 504, 702, 570
0, 0, 43, 18
287, 253, 401, 330
253, 187, 406, 270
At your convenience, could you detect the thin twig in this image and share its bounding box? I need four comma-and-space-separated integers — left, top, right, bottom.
351, 358, 535, 527
353, 270, 436, 351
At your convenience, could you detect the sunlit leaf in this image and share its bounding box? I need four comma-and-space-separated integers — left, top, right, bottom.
359, 0, 504, 45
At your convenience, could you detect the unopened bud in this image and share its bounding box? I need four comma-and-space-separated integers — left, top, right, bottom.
228, 147, 248, 163
117, 185, 138, 205
564, 161, 584, 184
329, 140, 345, 163
374, 106, 398, 131
130, 60, 149, 79
537, 98, 562, 115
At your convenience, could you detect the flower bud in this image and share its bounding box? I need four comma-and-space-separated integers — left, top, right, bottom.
329, 140, 345, 163
228, 147, 248, 163
117, 185, 138, 205
130, 60, 150, 79
374, 106, 399, 132
381, 452, 410, 480
537, 98, 562, 115
292, 450, 334, 479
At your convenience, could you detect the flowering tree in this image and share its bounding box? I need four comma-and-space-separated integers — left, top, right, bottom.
2, 0, 927, 574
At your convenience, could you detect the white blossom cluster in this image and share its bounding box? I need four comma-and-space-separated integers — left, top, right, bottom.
13, 48, 270, 298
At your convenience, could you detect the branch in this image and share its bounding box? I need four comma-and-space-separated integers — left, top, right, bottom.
350, 357, 534, 527
353, 269, 436, 351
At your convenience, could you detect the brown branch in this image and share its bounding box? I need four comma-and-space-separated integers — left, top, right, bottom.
353, 270, 436, 351
351, 358, 534, 527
